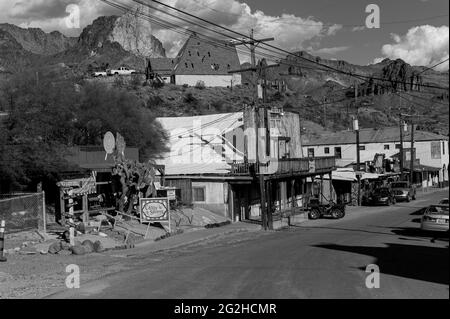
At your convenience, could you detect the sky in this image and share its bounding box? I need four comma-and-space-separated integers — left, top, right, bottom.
0, 0, 448, 70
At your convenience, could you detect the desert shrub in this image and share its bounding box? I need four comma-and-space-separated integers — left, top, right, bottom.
183, 92, 197, 104
113, 75, 124, 87
195, 80, 206, 90
152, 80, 165, 89
130, 74, 142, 89
147, 95, 165, 108
211, 99, 226, 112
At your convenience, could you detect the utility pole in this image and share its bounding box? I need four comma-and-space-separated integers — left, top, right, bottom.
229, 33, 276, 230
409, 119, 415, 184
354, 82, 361, 206
399, 113, 405, 180
231, 30, 274, 103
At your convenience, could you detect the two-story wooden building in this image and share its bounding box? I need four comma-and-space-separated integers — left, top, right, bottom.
156, 106, 336, 227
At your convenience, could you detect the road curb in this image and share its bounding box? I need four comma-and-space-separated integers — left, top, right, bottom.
133, 225, 260, 253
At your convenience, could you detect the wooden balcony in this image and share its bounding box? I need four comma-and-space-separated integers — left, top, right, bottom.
230, 157, 336, 177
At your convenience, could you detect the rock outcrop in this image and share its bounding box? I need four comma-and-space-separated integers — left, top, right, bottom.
0, 23, 76, 55
77, 5, 166, 58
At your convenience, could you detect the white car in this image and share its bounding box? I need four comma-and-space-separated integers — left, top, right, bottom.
108, 67, 136, 76
92, 71, 107, 77
421, 205, 449, 232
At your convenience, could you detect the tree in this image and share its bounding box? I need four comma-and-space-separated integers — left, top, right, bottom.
0, 73, 169, 193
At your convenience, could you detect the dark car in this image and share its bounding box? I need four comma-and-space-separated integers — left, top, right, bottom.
390, 181, 416, 202
366, 187, 397, 206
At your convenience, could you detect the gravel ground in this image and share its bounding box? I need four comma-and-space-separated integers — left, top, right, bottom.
0, 229, 266, 299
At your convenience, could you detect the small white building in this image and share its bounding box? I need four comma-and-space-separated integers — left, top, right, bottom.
302, 127, 449, 187
149, 34, 242, 88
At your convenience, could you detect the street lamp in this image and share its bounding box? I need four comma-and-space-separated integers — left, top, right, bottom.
353, 117, 361, 206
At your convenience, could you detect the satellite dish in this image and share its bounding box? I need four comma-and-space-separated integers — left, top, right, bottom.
103, 131, 115, 156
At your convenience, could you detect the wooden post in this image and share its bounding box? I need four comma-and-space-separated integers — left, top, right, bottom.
59, 189, 65, 225
269, 180, 274, 230
42, 191, 47, 234
82, 194, 89, 223
68, 190, 75, 247
329, 172, 333, 203
320, 175, 324, 204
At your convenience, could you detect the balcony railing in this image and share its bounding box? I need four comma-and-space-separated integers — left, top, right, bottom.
230, 157, 336, 176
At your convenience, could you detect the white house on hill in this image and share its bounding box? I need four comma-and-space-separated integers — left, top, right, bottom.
149, 34, 242, 87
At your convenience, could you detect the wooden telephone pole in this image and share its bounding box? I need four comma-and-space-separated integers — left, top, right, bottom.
229, 31, 276, 230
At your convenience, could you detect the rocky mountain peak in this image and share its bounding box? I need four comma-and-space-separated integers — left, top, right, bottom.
78, 5, 166, 59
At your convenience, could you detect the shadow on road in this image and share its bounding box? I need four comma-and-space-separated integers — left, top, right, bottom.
389, 227, 449, 242
314, 242, 449, 285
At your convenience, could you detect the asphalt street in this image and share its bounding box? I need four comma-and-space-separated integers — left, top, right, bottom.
50, 189, 449, 299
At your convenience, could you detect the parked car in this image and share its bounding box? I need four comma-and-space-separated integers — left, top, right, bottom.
92, 71, 107, 77
390, 181, 416, 202
368, 187, 397, 206
421, 205, 449, 232
107, 66, 136, 76
439, 198, 449, 205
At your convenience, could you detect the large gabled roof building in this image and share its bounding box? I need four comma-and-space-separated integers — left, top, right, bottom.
149, 34, 242, 87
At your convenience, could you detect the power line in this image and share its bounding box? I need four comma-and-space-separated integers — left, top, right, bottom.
417, 58, 450, 75
144, 0, 449, 91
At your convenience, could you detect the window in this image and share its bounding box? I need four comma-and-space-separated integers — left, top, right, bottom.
193, 187, 205, 202
384, 144, 390, 150
431, 141, 442, 159
324, 147, 330, 154
188, 51, 191, 56
359, 145, 366, 151
307, 148, 315, 158
395, 144, 401, 149
334, 147, 342, 159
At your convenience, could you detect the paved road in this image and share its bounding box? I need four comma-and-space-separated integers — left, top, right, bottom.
51, 189, 449, 299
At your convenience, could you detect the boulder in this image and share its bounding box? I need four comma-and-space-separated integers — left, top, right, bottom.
82, 240, 95, 253
48, 241, 62, 254
93, 240, 104, 253
70, 244, 86, 255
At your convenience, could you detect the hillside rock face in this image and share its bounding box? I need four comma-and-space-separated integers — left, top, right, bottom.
0, 29, 38, 73
78, 6, 166, 58
0, 23, 76, 55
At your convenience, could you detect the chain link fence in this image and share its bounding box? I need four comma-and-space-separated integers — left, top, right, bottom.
0, 192, 46, 234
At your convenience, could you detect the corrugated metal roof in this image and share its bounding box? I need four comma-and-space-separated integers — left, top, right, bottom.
303, 127, 448, 146
156, 113, 244, 176
164, 162, 231, 175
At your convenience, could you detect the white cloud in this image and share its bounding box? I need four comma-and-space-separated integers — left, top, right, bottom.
307, 46, 350, 55
1, 0, 342, 59
151, 0, 342, 59
351, 26, 366, 32
373, 25, 449, 71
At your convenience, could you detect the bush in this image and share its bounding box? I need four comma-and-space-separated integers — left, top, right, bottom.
113, 75, 124, 87
152, 80, 165, 89
183, 92, 197, 104
130, 74, 142, 89
211, 99, 226, 112
195, 80, 206, 90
